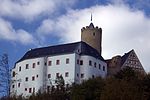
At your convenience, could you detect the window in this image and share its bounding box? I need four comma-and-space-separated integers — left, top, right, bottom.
25, 77, 28, 81
103, 66, 105, 71
37, 61, 40, 65
48, 61, 52, 66
93, 32, 95, 36
56, 73, 59, 78
26, 64, 29, 69
32, 76, 35, 81
77, 73, 79, 77
65, 72, 69, 77
99, 64, 101, 70
48, 74, 51, 78
25, 88, 27, 91
19, 66, 21, 71
18, 83, 20, 87
12, 85, 15, 88
44, 62, 47, 66
77, 59, 79, 64
32, 63, 35, 68
94, 62, 97, 68
33, 87, 35, 93
36, 74, 38, 78
80, 60, 83, 65
56, 60, 60, 65
12, 71, 15, 77
29, 88, 32, 93
92, 75, 95, 78
89, 60, 92, 66
66, 58, 69, 64
81, 73, 84, 78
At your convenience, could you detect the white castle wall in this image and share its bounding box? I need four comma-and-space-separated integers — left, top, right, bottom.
10, 53, 107, 97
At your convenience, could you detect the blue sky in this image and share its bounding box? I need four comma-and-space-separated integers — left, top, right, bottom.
0, 0, 150, 72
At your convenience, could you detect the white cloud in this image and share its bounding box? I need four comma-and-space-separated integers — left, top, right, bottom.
37, 4, 150, 72
0, 18, 36, 45
0, 0, 76, 21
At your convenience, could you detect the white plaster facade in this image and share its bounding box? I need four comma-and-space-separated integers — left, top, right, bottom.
10, 53, 107, 97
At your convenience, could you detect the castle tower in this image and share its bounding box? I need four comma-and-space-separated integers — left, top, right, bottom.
81, 18, 102, 55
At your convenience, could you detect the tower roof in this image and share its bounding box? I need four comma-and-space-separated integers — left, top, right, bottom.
89, 22, 94, 28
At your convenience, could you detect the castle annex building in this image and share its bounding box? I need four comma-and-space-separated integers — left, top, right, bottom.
10, 22, 107, 97
10, 21, 145, 97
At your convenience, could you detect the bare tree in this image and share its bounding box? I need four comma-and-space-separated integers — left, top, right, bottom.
0, 54, 10, 97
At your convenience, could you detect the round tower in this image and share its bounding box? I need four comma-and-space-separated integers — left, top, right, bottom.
81, 22, 102, 55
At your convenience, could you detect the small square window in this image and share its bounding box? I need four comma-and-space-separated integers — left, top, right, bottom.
103, 66, 105, 71
77, 73, 79, 77
65, 72, 69, 77
25, 88, 27, 91
32, 63, 35, 68
56, 60, 60, 65
77, 59, 79, 64
81, 73, 84, 78
92, 75, 95, 78
32, 76, 35, 81
89, 60, 92, 66
18, 83, 21, 87
48, 61, 52, 66
12, 71, 15, 77
12, 85, 15, 88
36, 74, 38, 78
66, 58, 69, 64
37, 62, 40, 65
29, 88, 32, 93
94, 62, 97, 68
99, 64, 101, 69
19, 66, 21, 71
26, 64, 29, 69
44, 62, 47, 66
48, 74, 51, 78
56, 73, 59, 78
80, 60, 83, 65
25, 77, 28, 81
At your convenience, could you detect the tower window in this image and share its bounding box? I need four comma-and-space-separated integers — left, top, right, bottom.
93, 32, 95, 36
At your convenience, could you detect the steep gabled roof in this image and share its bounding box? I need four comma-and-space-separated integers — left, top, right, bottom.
17, 41, 104, 63
121, 50, 133, 66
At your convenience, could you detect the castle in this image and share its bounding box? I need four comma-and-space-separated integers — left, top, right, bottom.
10, 20, 145, 97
